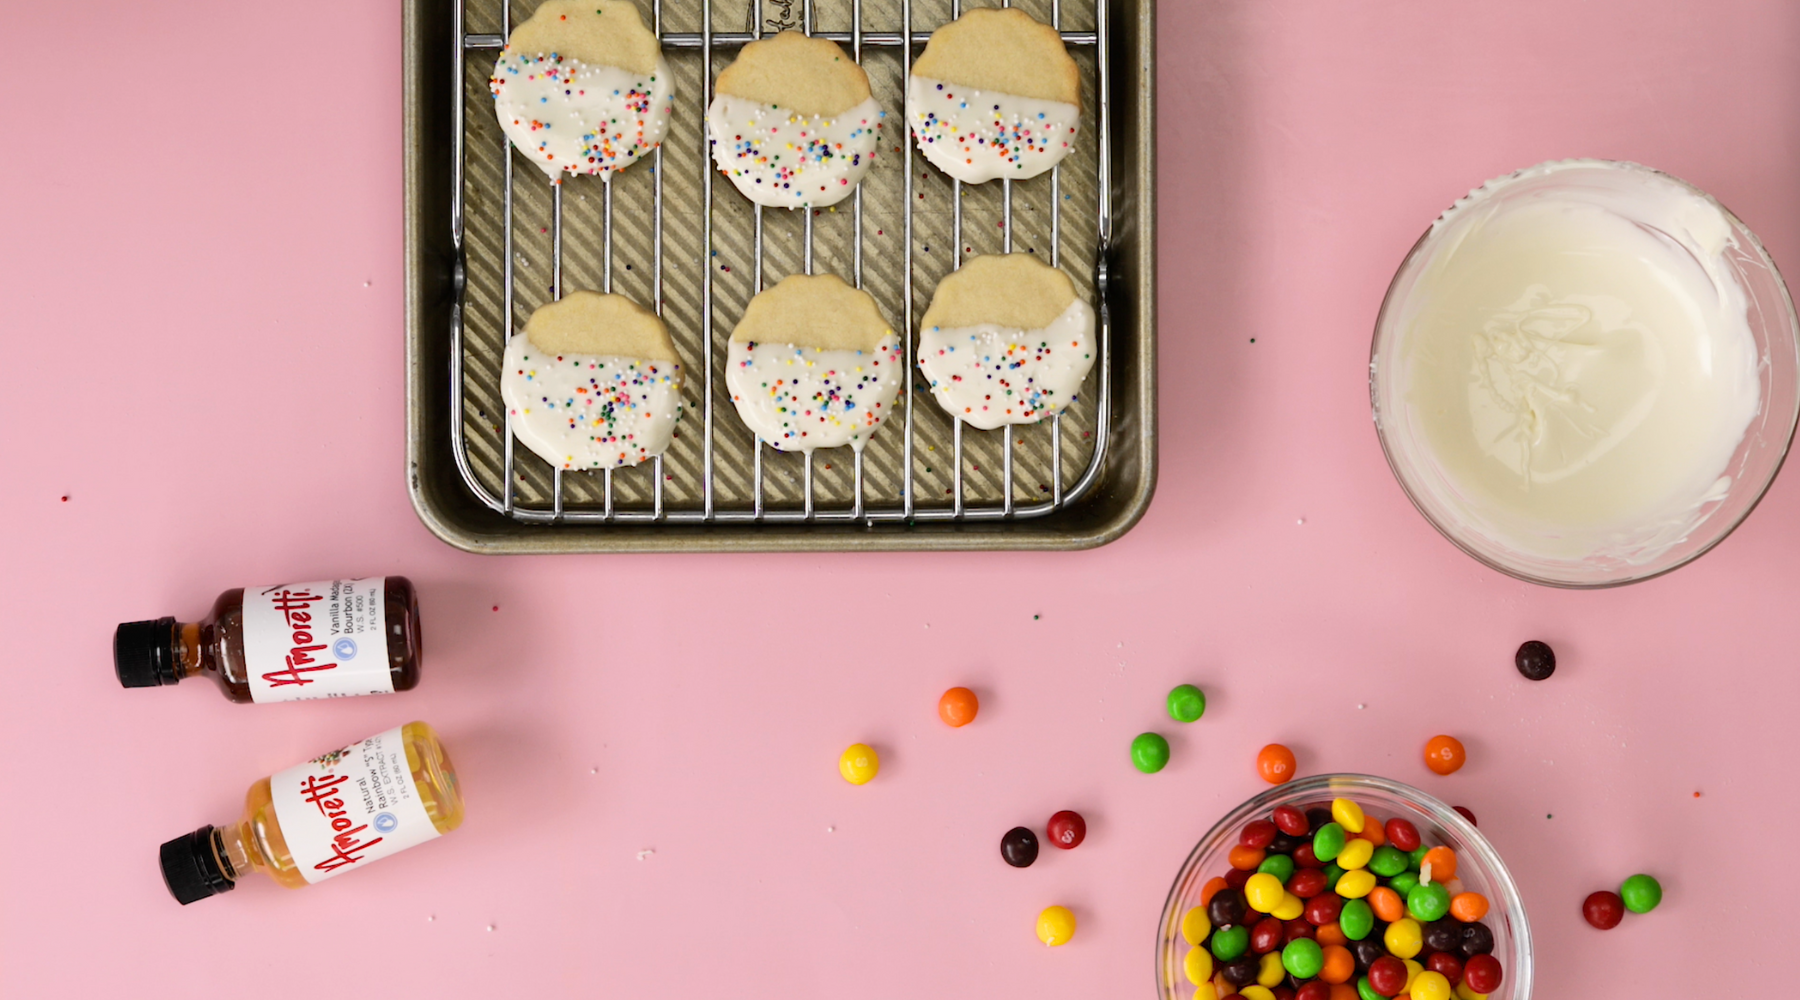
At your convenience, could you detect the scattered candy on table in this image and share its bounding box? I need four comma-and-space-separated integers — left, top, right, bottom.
1168, 683, 1208, 723
1619, 873, 1662, 913
1132, 732, 1171, 773
937, 686, 979, 727
1422, 736, 1466, 775
1036, 905, 1076, 946
1180, 796, 1501, 1000
1514, 639, 1556, 680
1582, 889, 1624, 929
838, 743, 879, 784
1451, 806, 1477, 826
1001, 826, 1040, 868
1047, 810, 1086, 849
1257, 744, 1298, 784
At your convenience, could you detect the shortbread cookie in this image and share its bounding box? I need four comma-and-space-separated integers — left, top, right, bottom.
727, 274, 903, 451
490, 1, 675, 182
502, 291, 685, 470
918, 254, 1095, 429
908, 8, 1081, 184
709, 32, 885, 209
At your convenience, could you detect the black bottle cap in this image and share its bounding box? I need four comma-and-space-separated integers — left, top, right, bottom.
159, 826, 236, 905
114, 618, 180, 688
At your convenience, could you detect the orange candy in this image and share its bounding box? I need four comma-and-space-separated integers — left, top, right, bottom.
1422, 846, 1458, 882
1257, 744, 1298, 784
1228, 844, 1267, 871
938, 687, 979, 727
1201, 876, 1230, 906
1450, 892, 1489, 922
1319, 945, 1355, 984
1328, 984, 1360, 1000
1368, 886, 1406, 923
1316, 923, 1347, 947
1352, 822, 1387, 848
1423, 735, 1466, 775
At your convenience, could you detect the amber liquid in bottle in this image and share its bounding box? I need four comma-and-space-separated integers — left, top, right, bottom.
160, 722, 464, 903
115, 576, 421, 702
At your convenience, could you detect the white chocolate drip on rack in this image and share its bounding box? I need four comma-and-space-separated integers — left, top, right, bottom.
707, 95, 884, 209
906, 75, 1078, 184
727, 334, 904, 452
490, 53, 675, 181
501, 335, 684, 470
919, 300, 1096, 429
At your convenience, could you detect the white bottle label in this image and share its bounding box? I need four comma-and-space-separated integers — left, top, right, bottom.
242, 579, 394, 703
268, 726, 442, 884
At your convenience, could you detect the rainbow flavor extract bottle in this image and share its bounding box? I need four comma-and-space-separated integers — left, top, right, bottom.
114, 577, 421, 703
159, 722, 464, 904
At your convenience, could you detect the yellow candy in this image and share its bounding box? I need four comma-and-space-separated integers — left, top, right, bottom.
1239, 988, 1276, 1000
1037, 905, 1076, 946
1257, 952, 1285, 988
1403, 959, 1423, 990
1184, 946, 1214, 985
1384, 918, 1423, 959
1335, 869, 1377, 899
1181, 906, 1212, 946
1271, 892, 1305, 921
1453, 983, 1489, 1000
1244, 873, 1285, 912
1409, 970, 1452, 1000
1192, 985, 1219, 1000
1336, 838, 1375, 871
839, 743, 879, 784
1331, 797, 1366, 833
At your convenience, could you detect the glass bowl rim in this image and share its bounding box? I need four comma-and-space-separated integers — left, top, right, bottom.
1367, 158, 1800, 589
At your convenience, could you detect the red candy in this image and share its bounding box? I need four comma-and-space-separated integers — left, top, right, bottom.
1452, 805, 1478, 826
1296, 982, 1332, 1000
1583, 890, 1625, 930
1463, 954, 1503, 993
1293, 842, 1326, 869
1304, 893, 1343, 926
1251, 916, 1285, 954
1367, 955, 1408, 996
1240, 819, 1279, 850
1273, 804, 1310, 837
1047, 810, 1087, 849
1285, 918, 1316, 943
1287, 868, 1328, 899
1384, 817, 1422, 852
1272, 988, 1297, 1000
1425, 951, 1463, 983
1225, 867, 1254, 889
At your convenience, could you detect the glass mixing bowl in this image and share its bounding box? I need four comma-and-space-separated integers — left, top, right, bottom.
1157, 774, 1532, 1000
1370, 160, 1800, 588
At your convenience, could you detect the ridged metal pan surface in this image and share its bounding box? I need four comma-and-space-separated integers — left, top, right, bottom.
405, 0, 1155, 552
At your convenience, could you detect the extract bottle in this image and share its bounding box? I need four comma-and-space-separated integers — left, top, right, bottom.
159, 722, 465, 904
114, 577, 421, 703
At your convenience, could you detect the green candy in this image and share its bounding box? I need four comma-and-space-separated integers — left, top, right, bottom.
1282, 938, 1325, 979
1407, 881, 1451, 922
1130, 732, 1170, 773
1338, 897, 1374, 940
1257, 853, 1296, 885
1369, 845, 1410, 877
1312, 822, 1347, 862
1210, 923, 1250, 961
1356, 976, 1385, 1000
1620, 873, 1663, 914
1408, 845, 1430, 870
1323, 863, 1346, 890
1167, 684, 1207, 723
1389, 871, 1420, 897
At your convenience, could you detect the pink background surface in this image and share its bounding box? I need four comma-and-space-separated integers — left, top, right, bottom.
3, 1, 1799, 996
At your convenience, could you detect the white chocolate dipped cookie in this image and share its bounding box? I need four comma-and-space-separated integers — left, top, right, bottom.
918, 254, 1096, 430
907, 8, 1081, 184
727, 274, 904, 451
489, 1, 675, 182
502, 291, 686, 470
708, 31, 886, 209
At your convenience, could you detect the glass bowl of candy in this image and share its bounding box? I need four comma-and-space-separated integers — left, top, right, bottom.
1158, 774, 1531, 1000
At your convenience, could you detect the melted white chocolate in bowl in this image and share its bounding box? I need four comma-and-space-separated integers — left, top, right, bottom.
1378, 160, 1764, 573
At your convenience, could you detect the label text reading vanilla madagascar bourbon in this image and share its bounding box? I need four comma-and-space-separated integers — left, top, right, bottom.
242, 579, 392, 703
268, 727, 441, 884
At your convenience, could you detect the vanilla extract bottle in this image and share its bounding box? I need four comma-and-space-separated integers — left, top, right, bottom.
114, 577, 421, 703
159, 722, 464, 904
